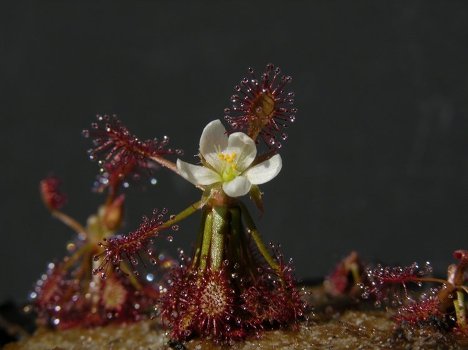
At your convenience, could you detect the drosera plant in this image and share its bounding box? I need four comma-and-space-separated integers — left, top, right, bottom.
361, 250, 468, 334
94, 64, 307, 343
323, 251, 366, 298
32, 115, 182, 329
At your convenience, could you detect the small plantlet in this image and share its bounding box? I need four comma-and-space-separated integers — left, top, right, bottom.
34, 64, 306, 343
363, 250, 468, 333
324, 251, 365, 297
33, 117, 181, 329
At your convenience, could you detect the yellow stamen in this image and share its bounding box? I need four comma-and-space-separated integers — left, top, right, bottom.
217, 151, 239, 181
217, 152, 237, 164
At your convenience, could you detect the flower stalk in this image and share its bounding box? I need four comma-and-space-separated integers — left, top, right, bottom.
209, 206, 227, 270
454, 291, 466, 328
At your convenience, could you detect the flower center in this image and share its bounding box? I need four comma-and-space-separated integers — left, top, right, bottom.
217, 152, 239, 182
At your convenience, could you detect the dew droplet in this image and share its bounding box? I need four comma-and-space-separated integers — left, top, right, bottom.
171, 225, 179, 231
167, 236, 173, 242
66, 243, 76, 252
150, 178, 158, 185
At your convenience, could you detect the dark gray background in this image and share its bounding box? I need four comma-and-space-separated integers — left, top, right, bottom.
1, 1, 468, 302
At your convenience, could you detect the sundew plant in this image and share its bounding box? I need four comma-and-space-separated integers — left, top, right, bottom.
33, 64, 306, 343
324, 250, 468, 338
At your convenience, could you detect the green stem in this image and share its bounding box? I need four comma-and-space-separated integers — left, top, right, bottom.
150, 154, 204, 191
63, 243, 90, 270
454, 290, 467, 328
349, 263, 361, 285
160, 200, 202, 230
119, 261, 142, 289
239, 202, 280, 273
230, 207, 256, 280
191, 210, 208, 269
460, 285, 468, 295
149, 155, 179, 176
210, 206, 228, 270
51, 210, 88, 240
415, 277, 451, 285
228, 207, 241, 262
200, 211, 213, 271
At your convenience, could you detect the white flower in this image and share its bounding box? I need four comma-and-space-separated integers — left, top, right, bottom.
176, 119, 282, 197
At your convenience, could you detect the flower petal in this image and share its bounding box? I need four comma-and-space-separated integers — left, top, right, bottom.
226, 132, 256, 171
244, 154, 282, 185
222, 176, 252, 197
199, 120, 228, 170
177, 159, 221, 186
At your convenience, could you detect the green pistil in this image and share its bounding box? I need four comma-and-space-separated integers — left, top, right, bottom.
221, 165, 239, 182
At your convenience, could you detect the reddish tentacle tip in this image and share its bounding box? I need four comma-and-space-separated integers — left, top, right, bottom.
394, 297, 442, 326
